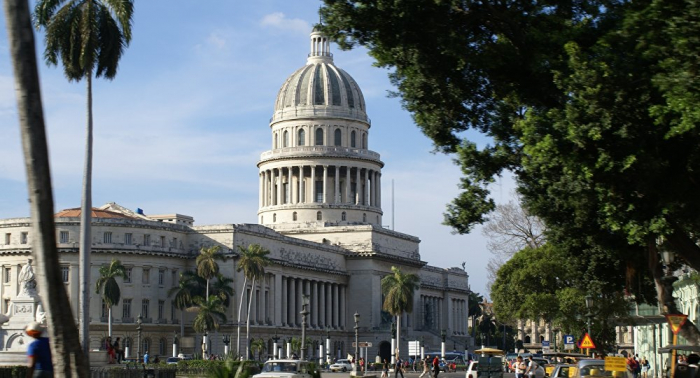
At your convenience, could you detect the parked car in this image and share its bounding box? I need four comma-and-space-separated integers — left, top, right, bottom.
329, 359, 353, 372
550, 364, 574, 378
466, 361, 479, 378
570, 359, 616, 378
165, 357, 182, 365
254, 359, 312, 378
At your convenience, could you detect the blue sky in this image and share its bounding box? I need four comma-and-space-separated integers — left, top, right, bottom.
0, 0, 516, 298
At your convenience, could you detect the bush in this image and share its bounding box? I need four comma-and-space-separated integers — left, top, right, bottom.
308, 362, 321, 378
0, 366, 28, 378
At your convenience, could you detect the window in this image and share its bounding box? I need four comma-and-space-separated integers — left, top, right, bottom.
160, 236, 166, 248
298, 129, 305, 146
20, 232, 28, 244
341, 212, 346, 221
293, 212, 297, 221
317, 211, 322, 221
351, 130, 356, 148
59, 231, 69, 243
171, 301, 177, 320
3, 267, 10, 283
125, 233, 132, 245
273, 213, 276, 223
158, 300, 165, 320
124, 268, 132, 283
4, 233, 9, 245
159, 338, 166, 355
124, 337, 132, 350
142, 268, 150, 284
315, 180, 323, 202
158, 269, 165, 285
283, 130, 289, 147
122, 299, 132, 318
334, 129, 342, 146
171, 270, 177, 285
362, 133, 367, 149
274, 132, 278, 149
315, 128, 324, 145
143, 234, 150, 246
143, 338, 151, 354
103, 232, 112, 244
142, 299, 150, 319
61, 266, 69, 283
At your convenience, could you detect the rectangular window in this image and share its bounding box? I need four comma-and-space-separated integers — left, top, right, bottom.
315, 180, 324, 202
4, 233, 9, 245
160, 236, 166, 248
122, 299, 132, 319
3, 267, 10, 283
124, 268, 132, 283
143, 234, 150, 246
141, 299, 149, 319
20, 232, 28, 244
158, 300, 165, 320
61, 266, 69, 283
125, 233, 132, 245
171, 270, 177, 285
103, 232, 112, 244
158, 269, 165, 285
173, 237, 178, 248
142, 268, 150, 284
171, 301, 177, 320
59, 231, 69, 243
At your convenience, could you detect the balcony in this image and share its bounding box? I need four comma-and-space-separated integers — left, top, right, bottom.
259, 146, 381, 162
122, 317, 134, 323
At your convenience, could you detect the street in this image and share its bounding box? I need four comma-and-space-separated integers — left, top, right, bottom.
321, 371, 516, 378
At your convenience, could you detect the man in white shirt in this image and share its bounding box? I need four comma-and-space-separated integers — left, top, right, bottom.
524, 356, 538, 377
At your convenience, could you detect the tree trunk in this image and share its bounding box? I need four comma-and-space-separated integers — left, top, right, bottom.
181, 309, 185, 337
79, 68, 94, 357
396, 314, 401, 360
237, 276, 247, 358
3, 0, 89, 375
246, 276, 256, 360
108, 306, 112, 337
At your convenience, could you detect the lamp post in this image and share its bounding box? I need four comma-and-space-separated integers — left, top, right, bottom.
272, 332, 280, 360
326, 326, 331, 365
173, 331, 179, 358
223, 335, 231, 356
391, 321, 396, 365
136, 314, 143, 363
354, 312, 360, 376
301, 294, 310, 360
441, 329, 446, 359
553, 327, 560, 353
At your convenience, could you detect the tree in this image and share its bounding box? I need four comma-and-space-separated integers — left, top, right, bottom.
33, 0, 134, 351
250, 338, 266, 361
236, 244, 271, 359
4, 0, 89, 375
467, 291, 483, 339
190, 295, 227, 335
211, 273, 235, 307
168, 271, 205, 336
95, 258, 126, 337
381, 266, 419, 359
196, 245, 224, 300
320, 0, 700, 343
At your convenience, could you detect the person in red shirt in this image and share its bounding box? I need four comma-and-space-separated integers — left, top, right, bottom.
432, 356, 440, 378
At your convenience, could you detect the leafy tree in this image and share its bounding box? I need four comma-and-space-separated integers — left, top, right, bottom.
236, 244, 271, 360
190, 295, 227, 334
168, 270, 205, 336
320, 0, 700, 343
250, 338, 266, 361
381, 266, 419, 359
196, 245, 224, 300
4, 0, 88, 374
211, 273, 235, 307
95, 258, 126, 337
33, 0, 134, 350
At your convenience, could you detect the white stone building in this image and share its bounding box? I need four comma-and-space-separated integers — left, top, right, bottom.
0, 27, 470, 363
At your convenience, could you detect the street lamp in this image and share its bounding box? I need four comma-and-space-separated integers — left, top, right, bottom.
223, 335, 231, 356
391, 321, 397, 365
301, 294, 310, 360
441, 329, 446, 359
326, 326, 331, 365
136, 314, 143, 363
353, 312, 360, 376
272, 332, 280, 360
173, 331, 179, 358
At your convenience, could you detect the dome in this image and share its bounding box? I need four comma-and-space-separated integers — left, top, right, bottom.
271, 29, 368, 124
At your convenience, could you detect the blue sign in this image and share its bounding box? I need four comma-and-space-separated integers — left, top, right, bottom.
542, 341, 550, 348
563, 335, 575, 345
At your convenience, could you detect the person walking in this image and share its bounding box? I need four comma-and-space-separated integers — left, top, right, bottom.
25, 322, 53, 378
514, 356, 525, 378
113, 337, 123, 364
381, 358, 389, 378
525, 356, 538, 378
144, 351, 150, 364
433, 355, 440, 378
419, 356, 431, 378
641, 358, 650, 378
395, 357, 405, 378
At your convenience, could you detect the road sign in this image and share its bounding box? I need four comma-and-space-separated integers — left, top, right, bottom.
352, 342, 372, 348
665, 314, 688, 335
564, 343, 574, 350
605, 357, 627, 372
542, 341, 550, 351
580, 333, 596, 349
563, 334, 575, 350
408, 341, 421, 356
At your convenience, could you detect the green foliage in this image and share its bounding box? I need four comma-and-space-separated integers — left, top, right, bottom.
168, 270, 206, 310
95, 258, 126, 307
236, 244, 271, 282
197, 246, 224, 283
191, 295, 227, 333
308, 362, 322, 378
381, 266, 420, 316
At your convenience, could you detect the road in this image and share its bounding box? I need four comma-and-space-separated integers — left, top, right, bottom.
321, 371, 516, 378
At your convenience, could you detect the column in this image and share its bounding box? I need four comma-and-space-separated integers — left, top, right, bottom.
340, 285, 346, 329
259, 172, 264, 208
287, 167, 292, 205
264, 170, 269, 207
299, 165, 305, 203
262, 287, 268, 325
311, 281, 318, 328
369, 171, 375, 207
365, 169, 370, 206
296, 279, 303, 325
252, 285, 258, 324
377, 173, 381, 208
289, 277, 296, 326
334, 166, 340, 203
281, 276, 287, 325
333, 284, 339, 327
345, 167, 351, 203
323, 165, 329, 203
276, 169, 283, 206
311, 165, 316, 203
326, 283, 332, 328
319, 282, 326, 327
355, 168, 361, 205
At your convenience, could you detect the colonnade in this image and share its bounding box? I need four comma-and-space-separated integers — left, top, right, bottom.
281, 276, 346, 329
259, 165, 381, 209
419, 295, 443, 332
450, 298, 467, 335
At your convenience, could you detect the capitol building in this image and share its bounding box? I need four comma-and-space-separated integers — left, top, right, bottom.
0, 27, 470, 363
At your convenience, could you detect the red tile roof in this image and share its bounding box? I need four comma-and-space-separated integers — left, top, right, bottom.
54, 208, 135, 219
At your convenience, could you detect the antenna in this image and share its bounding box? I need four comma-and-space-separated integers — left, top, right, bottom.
392, 179, 395, 231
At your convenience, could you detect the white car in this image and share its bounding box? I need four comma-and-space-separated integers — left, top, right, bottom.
329, 359, 353, 372
254, 360, 312, 378
466, 361, 480, 378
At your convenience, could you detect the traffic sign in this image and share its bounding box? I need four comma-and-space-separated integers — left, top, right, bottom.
665, 314, 688, 335
542, 341, 550, 351
580, 333, 596, 349
408, 341, 421, 356
605, 357, 627, 372
563, 335, 575, 350
352, 342, 372, 348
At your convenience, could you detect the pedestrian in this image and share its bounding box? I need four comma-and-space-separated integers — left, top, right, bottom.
627, 356, 639, 378
525, 356, 538, 377
113, 337, 123, 364
381, 358, 389, 378
106, 337, 115, 364
419, 356, 431, 378
395, 357, 405, 378
514, 356, 525, 378
433, 355, 440, 378
25, 321, 53, 378
144, 351, 149, 365
641, 358, 650, 378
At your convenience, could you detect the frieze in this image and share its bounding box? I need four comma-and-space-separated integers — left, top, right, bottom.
278, 248, 340, 271
14, 304, 33, 314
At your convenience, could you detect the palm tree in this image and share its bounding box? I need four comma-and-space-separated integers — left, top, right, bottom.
189, 295, 227, 339
196, 245, 224, 300
33, 0, 134, 352
168, 271, 205, 336
4, 1, 89, 375
211, 273, 234, 307
95, 258, 126, 337
236, 244, 271, 359
381, 266, 420, 361
250, 338, 266, 361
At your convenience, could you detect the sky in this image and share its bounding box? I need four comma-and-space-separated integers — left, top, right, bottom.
0, 0, 517, 298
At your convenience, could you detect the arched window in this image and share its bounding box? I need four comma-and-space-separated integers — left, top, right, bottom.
341, 212, 346, 221
350, 130, 356, 148
298, 129, 305, 146
334, 129, 342, 146
362, 133, 367, 149
363, 213, 367, 222
159, 338, 166, 355
143, 337, 151, 354
293, 212, 297, 221
273, 213, 277, 222
283, 130, 289, 148
317, 211, 323, 221
315, 128, 324, 145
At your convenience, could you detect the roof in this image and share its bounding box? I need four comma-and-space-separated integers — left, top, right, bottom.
54, 208, 137, 219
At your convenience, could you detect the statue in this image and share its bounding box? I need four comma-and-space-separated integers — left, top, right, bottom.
18, 258, 37, 297
35, 303, 46, 326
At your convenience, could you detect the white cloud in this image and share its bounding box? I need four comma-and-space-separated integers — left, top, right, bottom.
260, 12, 310, 34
